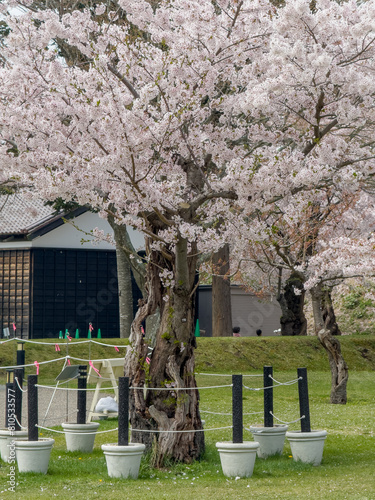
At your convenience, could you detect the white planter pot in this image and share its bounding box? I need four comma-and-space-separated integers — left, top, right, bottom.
286, 430, 327, 466
216, 441, 260, 478
62, 422, 99, 452
0, 429, 28, 462
249, 424, 288, 458
15, 438, 55, 474
102, 443, 146, 479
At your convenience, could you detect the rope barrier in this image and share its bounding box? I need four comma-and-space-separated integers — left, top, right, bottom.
130, 384, 233, 391
14, 415, 27, 430
0, 355, 124, 370
270, 412, 305, 425
14, 377, 27, 392
269, 375, 302, 386
195, 372, 263, 378
0, 357, 67, 370
200, 410, 232, 416
243, 375, 302, 392
0, 337, 129, 349
131, 426, 233, 434
36, 425, 119, 435
35, 384, 118, 391
243, 383, 275, 392
200, 409, 262, 416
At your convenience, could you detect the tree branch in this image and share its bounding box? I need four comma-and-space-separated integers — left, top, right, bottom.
107, 63, 140, 99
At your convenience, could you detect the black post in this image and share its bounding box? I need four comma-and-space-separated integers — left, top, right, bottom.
232, 374, 243, 443
264, 366, 273, 427
28, 375, 38, 441
13, 369, 23, 432
16, 341, 25, 380
5, 370, 14, 428
118, 377, 129, 446
77, 365, 87, 424
297, 368, 311, 432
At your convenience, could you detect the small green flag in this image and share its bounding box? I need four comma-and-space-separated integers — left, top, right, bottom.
195, 319, 200, 337
65, 329, 69, 339
88, 329, 91, 339
97, 328, 102, 339
59, 330, 63, 339
75, 329, 79, 339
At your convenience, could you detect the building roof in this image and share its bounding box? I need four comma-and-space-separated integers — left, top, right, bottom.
0, 194, 63, 238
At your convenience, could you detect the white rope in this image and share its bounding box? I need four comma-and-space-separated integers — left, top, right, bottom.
243, 383, 275, 392
131, 426, 233, 434
195, 372, 263, 378
85, 373, 120, 381
0, 356, 67, 370
14, 415, 27, 430
269, 375, 302, 386
14, 377, 27, 392
0, 337, 128, 349
35, 384, 118, 391
200, 410, 232, 416
243, 376, 301, 392
200, 409, 262, 416
36, 425, 119, 435
130, 384, 233, 391
270, 412, 305, 425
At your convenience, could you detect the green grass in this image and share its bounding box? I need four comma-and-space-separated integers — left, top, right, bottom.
1, 371, 374, 500
1, 335, 375, 385
1, 337, 375, 498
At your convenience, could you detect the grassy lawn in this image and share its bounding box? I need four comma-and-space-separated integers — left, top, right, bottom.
1, 369, 374, 500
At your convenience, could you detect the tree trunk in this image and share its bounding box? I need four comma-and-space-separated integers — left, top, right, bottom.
310, 284, 348, 404
321, 287, 342, 336
110, 223, 135, 338
212, 244, 232, 337
277, 271, 307, 336
124, 235, 204, 467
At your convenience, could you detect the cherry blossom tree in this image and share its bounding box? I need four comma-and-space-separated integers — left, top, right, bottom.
1, 0, 375, 462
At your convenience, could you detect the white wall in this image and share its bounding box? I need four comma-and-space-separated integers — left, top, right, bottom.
31, 212, 145, 251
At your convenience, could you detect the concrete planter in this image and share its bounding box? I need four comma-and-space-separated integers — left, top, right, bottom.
286, 430, 327, 466
0, 429, 28, 462
62, 422, 99, 452
15, 438, 55, 474
216, 441, 260, 478
102, 443, 145, 479
249, 424, 288, 458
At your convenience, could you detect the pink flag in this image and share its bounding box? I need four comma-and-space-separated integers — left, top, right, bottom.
89, 360, 101, 377
12, 323, 16, 331
146, 357, 151, 364
55, 344, 60, 352
67, 358, 71, 366
67, 335, 72, 341
34, 361, 39, 375
89, 323, 94, 332
114, 346, 119, 352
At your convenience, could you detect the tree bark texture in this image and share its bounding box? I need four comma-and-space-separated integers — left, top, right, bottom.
321, 287, 342, 336
124, 235, 204, 467
310, 284, 348, 404
109, 222, 135, 338
212, 244, 233, 337
277, 272, 307, 336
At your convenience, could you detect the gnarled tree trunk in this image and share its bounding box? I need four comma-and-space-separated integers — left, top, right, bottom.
321, 287, 342, 336
124, 235, 204, 467
212, 243, 232, 337
310, 284, 348, 404
277, 271, 307, 336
